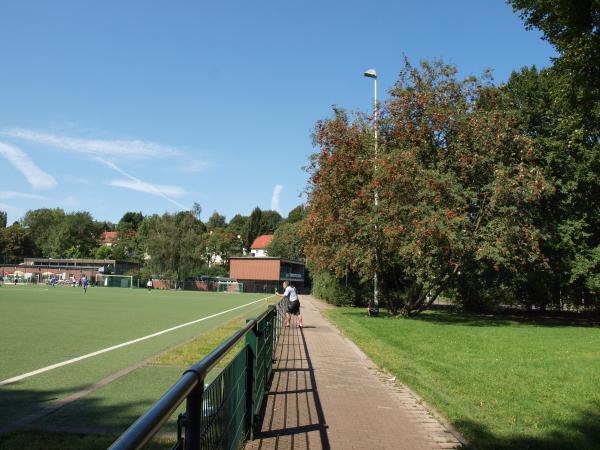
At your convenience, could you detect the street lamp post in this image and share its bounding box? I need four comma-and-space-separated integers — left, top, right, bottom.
364, 68, 379, 309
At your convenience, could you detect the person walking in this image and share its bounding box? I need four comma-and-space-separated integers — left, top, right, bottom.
275, 281, 303, 328
82, 275, 89, 293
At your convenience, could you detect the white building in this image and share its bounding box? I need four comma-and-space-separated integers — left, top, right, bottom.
250, 235, 273, 257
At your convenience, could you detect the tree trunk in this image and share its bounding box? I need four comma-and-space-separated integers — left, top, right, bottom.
398, 264, 459, 317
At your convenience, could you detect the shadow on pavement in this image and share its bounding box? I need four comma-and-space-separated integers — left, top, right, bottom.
245, 326, 330, 450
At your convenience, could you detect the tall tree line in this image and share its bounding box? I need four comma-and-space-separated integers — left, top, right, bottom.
0, 205, 300, 284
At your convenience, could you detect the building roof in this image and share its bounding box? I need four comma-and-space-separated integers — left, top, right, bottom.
229, 256, 305, 265
101, 231, 118, 244
250, 235, 273, 249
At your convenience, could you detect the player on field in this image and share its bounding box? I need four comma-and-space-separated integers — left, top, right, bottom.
82, 275, 89, 293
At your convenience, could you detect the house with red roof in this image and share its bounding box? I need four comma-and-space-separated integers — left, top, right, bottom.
250, 235, 273, 257
100, 231, 118, 247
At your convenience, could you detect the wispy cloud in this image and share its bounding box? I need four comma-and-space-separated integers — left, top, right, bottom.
62, 175, 90, 185
0, 142, 57, 190
109, 180, 187, 198
179, 159, 210, 173
62, 195, 80, 207
271, 184, 283, 212
0, 191, 46, 200
1, 128, 180, 159
97, 158, 188, 209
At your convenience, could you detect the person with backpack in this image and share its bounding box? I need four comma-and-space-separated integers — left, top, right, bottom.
276, 281, 303, 328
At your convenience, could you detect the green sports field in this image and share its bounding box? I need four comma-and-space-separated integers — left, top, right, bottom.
0, 284, 272, 436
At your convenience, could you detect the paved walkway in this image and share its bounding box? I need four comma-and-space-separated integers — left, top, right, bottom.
245, 296, 462, 450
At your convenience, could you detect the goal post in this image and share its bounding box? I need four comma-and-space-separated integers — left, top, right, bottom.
217, 281, 244, 293
99, 274, 134, 288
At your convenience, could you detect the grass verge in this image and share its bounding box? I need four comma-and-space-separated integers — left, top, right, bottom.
324, 307, 600, 450
149, 316, 247, 370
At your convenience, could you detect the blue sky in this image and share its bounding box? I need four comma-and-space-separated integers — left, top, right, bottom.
0, 0, 555, 225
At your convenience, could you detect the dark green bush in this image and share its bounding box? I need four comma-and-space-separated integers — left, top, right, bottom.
311, 270, 368, 307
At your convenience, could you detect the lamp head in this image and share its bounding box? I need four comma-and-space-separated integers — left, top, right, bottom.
364, 68, 377, 79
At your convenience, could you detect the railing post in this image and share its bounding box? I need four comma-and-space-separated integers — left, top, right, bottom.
263, 314, 271, 386
269, 305, 277, 370
184, 381, 204, 450
245, 319, 257, 440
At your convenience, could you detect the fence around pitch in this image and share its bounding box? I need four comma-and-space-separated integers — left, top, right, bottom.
109, 297, 288, 450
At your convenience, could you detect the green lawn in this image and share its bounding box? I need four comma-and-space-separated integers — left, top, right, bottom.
0, 285, 272, 433
325, 307, 600, 450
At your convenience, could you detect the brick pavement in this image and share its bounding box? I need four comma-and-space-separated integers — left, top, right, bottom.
245, 296, 463, 450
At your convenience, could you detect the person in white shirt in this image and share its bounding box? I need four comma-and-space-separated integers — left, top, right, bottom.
275, 281, 303, 328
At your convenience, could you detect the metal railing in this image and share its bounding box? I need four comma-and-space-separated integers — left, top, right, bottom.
109, 298, 287, 450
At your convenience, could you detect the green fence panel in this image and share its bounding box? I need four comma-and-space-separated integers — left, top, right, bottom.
110, 299, 288, 450
197, 346, 249, 450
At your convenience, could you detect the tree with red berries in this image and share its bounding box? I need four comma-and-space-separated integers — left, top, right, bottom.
303, 60, 550, 316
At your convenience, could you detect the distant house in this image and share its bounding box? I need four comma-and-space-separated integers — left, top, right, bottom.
250, 235, 273, 257
101, 231, 118, 247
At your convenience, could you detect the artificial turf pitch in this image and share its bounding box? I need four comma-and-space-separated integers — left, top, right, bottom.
0, 284, 271, 434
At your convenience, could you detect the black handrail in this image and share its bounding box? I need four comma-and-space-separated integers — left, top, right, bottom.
109, 306, 273, 450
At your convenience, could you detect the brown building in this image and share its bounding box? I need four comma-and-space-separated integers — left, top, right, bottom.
229, 257, 306, 294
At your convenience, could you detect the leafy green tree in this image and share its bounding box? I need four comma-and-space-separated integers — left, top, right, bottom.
207, 211, 227, 230
0, 211, 7, 228
52, 212, 103, 258
99, 221, 116, 232
0, 223, 36, 263
260, 210, 283, 233
505, 1, 600, 304
286, 205, 307, 224
205, 228, 241, 266
112, 212, 146, 262
227, 214, 248, 238
570, 246, 600, 295
21, 208, 65, 257
243, 208, 283, 250
95, 245, 114, 259
118, 212, 144, 231
244, 207, 263, 250
304, 60, 550, 316
268, 222, 305, 260
509, 0, 600, 118
191, 202, 202, 220
144, 211, 207, 285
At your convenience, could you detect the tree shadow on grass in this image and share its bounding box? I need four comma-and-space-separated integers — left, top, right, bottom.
0, 384, 87, 431
412, 309, 600, 328
331, 303, 600, 328
457, 402, 600, 450
0, 384, 177, 449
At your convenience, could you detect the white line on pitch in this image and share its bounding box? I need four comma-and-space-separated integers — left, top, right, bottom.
0, 295, 274, 386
